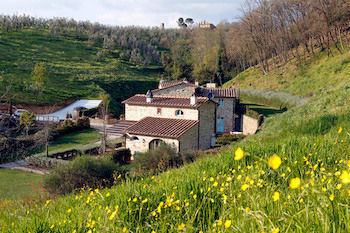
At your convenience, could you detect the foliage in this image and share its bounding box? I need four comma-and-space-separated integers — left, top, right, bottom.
0, 137, 36, 164
30, 63, 46, 101
19, 111, 36, 135
44, 156, 122, 195
55, 118, 90, 136
216, 134, 245, 146
131, 144, 197, 176
110, 148, 131, 165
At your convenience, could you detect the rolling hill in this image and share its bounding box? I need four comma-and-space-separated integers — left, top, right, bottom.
0, 28, 162, 117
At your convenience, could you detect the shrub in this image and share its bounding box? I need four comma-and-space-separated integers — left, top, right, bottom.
216, 134, 245, 146
110, 148, 131, 164
131, 145, 197, 176
55, 117, 90, 135
44, 156, 122, 195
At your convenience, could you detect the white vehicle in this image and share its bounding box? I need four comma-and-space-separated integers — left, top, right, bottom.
14, 109, 29, 117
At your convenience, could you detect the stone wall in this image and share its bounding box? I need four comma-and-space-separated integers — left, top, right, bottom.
178, 124, 199, 152
243, 115, 259, 135
153, 84, 196, 97
125, 104, 199, 121
198, 102, 216, 150
214, 97, 235, 133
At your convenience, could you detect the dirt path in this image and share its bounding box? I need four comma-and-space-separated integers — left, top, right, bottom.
0, 160, 48, 175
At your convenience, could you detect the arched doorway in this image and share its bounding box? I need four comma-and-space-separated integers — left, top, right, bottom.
149, 139, 164, 150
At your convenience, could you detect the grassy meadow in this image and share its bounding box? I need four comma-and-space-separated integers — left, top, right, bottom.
0, 50, 349, 232
224, 49, 350, 97
47, 129, 101, 153
0, 28, 161, 116
0, 169, 44, 200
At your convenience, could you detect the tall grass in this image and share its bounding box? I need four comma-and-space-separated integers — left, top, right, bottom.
239, 88, 308, 109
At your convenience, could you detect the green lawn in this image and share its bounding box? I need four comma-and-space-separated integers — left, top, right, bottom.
0, 169, 45, 200
45, 129, 101, 153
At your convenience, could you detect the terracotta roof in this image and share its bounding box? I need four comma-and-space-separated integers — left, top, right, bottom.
122, 94, 209, 109
197, 87, 237, 98
124, 117, 198, 139
160, 80, 184, 89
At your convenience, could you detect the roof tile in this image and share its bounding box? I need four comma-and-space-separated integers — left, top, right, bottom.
125, 117, 198, 139
122, 95, 209, 109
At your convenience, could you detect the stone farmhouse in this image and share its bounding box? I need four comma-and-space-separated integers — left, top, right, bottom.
122, 79, 248, 156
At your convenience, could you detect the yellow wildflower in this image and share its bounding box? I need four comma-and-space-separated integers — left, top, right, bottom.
268, 155, 282, 170
272, 192, 280, 202
224, 220, 232, 229
67, 209, 72, 214
241, 184, 249, 191
178, 223, 186, 231
234, 147, 244, 160
340, 171, 350, 184
329, 194, 334, 201
289, 177, 301, 189
122, 227, 127, 232
272, 228, 279, 233
217, 219, 223, 226
245, 207, 250, 213
109, 211, 117, 221
338, 127, 343, 134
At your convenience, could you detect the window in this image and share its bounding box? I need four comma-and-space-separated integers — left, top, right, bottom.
175, 110, 184, 116
157, 108, 162, 115
131, 136, 139, 141
218, 99, 224, 107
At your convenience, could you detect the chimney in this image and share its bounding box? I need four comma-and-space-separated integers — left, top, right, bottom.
206, 83, 216, 88
146, 90, 153, 103
158, 77, 165, 89
195, 80, 199, 86
190, 94, 197, 105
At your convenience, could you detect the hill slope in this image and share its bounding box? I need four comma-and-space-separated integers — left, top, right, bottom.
1, 52, 350, 232
223, 51, 350, 97
0, 28, 161, 116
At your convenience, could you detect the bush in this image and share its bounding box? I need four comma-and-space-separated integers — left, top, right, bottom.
110, 148, 131, 164
55, 117, 90, 135
131, 145, 197, 176
216, 134, 245, 146
44, 156, 123, 195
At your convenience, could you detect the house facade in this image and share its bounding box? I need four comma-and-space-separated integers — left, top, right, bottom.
121, 79, 244, 156
122, 94, 216, 155
153, 80, 243, 133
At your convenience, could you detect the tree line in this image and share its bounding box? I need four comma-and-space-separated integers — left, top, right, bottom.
163, 0, 350, 84
1, 0, 349, 84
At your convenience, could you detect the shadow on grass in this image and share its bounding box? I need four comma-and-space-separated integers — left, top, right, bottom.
245, 103, 287, 117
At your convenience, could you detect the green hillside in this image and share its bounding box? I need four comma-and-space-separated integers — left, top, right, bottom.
223, 50, 350, 97
1, 49, 349, 232
0, 28, 161, 116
